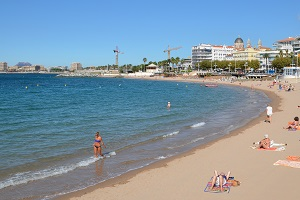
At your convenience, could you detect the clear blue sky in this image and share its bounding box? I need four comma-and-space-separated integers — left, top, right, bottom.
1, 0, 299, 68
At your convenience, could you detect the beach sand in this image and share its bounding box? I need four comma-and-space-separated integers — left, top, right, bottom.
59, 77, 300, 200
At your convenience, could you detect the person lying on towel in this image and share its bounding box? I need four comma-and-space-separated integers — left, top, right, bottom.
210, 170, 231, 192
258, 134, 271, 149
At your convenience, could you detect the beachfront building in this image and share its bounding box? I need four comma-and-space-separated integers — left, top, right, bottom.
256, 50, 280, 72
0, 62, 8, 72
212, 45, 234, 61
146, 63, 162, 74
293, 36, 300, 53
282, 66, 300, 79
191, 43, 234, 67
70, 62, 83, 71
273, 37, 294, 54
191, 44, 212, 67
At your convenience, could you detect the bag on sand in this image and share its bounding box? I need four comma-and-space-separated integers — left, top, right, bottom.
228, 179, 240, 186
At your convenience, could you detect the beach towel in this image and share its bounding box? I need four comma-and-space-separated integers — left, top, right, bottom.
204, 177, 233, 193
287, 156, 300, 161
250, 146, 285, 151
273, 160, 300, 168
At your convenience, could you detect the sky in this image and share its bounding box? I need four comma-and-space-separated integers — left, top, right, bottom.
1, 0, 299, 68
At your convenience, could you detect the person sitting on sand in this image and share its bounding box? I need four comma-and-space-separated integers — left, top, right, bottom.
210, 170, 231, 192
258, 134, 271, 149
283, 116, 299, 130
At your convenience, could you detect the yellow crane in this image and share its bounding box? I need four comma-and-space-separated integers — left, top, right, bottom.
113, 46, 124, 66
163, 45, 182, 60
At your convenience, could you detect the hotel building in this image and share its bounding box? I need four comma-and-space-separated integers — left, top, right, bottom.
0, 62, 8, 71
191, 44, 234, 67
70, 62, 83, 71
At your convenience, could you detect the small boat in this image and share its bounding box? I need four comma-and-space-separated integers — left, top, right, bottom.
205, 84, 218, 87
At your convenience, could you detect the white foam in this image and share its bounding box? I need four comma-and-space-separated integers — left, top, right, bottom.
191, 122, 205, 128
0, 156, 99, 190
155, 156, 167, 160
163, 131, 179, 138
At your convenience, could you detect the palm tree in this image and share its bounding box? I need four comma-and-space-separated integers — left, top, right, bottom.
143, 58, 147, 72
180, 58, 185, 72
263, 53, 269, 73
279, 50, 283, 58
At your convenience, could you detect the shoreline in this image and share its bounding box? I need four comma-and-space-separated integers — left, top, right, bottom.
58, 77, 298, 200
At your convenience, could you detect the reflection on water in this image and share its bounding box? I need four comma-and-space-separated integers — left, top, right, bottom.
95, 159, 104, 177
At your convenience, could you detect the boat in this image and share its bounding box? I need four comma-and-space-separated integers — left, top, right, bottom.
205, 84, 218, 87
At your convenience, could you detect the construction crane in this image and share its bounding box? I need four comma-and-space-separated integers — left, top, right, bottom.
163, 45, 182, 60
113, 46, 124, 66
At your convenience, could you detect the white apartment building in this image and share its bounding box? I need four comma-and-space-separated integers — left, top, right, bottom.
0, 62, 8, 71
70, 62, 83, 71
191, 44, 212, 67
212, 45, 234, 61
256, 50, 280, 70
191, 44, 234, 67
272, 37, 294, 53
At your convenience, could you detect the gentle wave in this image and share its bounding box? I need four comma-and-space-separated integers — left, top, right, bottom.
0, 156, 100, 189
163, 131, 179, 138
191, 122, 205, 128
167, 136, 206, 149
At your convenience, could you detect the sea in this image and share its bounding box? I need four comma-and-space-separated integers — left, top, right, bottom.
0, 73, 270, 200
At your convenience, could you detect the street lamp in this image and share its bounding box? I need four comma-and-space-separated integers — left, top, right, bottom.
244, 62, 248, 74
234, 58, 236, 72
228, 62, 232, 73
214, 62, 217, 71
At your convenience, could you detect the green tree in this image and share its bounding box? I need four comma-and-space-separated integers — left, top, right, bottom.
279, 50, 283, 58
200, 60, 212, 70
272, 57, 291, 70
143, 58, 147, 72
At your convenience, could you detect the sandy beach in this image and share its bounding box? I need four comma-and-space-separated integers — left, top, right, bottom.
59, 77, 300, 200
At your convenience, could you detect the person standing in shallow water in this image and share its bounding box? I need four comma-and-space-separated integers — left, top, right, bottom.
94, 132, 106, 157
167, 101, 171, 109
265, 104, 273, 123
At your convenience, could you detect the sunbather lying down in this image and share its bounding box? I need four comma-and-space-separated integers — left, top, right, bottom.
210, 170, 231, 192
253, 134, 287, 149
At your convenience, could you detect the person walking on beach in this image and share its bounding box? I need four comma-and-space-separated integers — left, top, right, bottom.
94, 131, 106, 157
265, 104, 272, 123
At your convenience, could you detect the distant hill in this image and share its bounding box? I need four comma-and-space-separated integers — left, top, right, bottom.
15, 62, 32, 67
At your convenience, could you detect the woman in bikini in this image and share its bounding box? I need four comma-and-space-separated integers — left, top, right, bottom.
94, 131, 106, 157
283, 116, 299, 130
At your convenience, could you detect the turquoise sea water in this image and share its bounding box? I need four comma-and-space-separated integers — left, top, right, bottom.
0, 74, 269, 199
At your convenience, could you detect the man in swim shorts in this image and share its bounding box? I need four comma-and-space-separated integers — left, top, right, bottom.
265, 104, 272, 123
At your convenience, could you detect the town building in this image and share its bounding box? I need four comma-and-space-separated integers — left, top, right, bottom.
70, 62, 83, 71
0, 62, 8, 71
272, 37, 294, 54
191, 44, 234, 67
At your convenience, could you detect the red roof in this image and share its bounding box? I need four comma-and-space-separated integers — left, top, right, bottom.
277, 37, 295, 42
